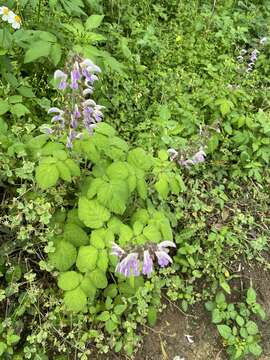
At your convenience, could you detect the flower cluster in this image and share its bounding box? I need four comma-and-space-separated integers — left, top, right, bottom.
168, 148, 206, 167
236, 37, 268, 73
45, 56, 104, 148
111, 241, 176, 277
0, 6, 21, 29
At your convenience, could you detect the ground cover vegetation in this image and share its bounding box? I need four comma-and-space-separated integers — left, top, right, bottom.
0, 0, 270, 359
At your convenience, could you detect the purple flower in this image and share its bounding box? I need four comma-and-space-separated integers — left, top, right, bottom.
70, 62, 81, 90
250, 49, 259, 62
111, 243, 125, 257
116, 253, 140, 277
80, 59, 101, 73
54, 70, 68, 90
48, 107, 64, 115
155, 250, 173, 267
142, 250, 153, 276
158, 241, 176, 251
192, 150, 206, 164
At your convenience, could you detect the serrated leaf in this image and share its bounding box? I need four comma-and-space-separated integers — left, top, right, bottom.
65, 158, 80, 177
105, 319, 117, 333
78, 197, 110, 228
97, 310, 110, 322
97, 179, 130, 215
97, 249, 109, 272
155, 175, 169, 199
128, 148, 152, 171
106, 161, 129, 179
136, 178, 147, 200
24, 41, 52, 63
64, 287, 87, 313
63, 223, 89, 247
49, 241, 77, 271
36, 163, 59, 189
90, 230, 105, 249
143, 225, 161, 242
58, 271, 82, 291
56, 161, 72, 182
10, 103, 30, 117
114, 304, 127, 315
41, 142, 64, 155
50, 42, 62, 65
76, 245, 98, 272
89, 268, 108, 289
212, 308, 223, 324
80, 276, 96, 299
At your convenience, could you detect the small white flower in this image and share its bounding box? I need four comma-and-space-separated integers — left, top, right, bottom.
11, 14, 22, 29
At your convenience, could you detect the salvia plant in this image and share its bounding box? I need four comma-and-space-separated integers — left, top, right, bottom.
44, 55, 104, 148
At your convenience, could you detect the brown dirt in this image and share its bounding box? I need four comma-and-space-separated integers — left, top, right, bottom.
95, 261, 270, 360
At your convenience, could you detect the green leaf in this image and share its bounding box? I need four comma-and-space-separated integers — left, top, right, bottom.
36, 163, 59, 189
78, 197, 110, 228
63, 223, 89, 247
143, 225, 161, 242
76, 245, 98, 272
0, 342, 7, 356
56, 161, 72, 182
217, 324, 232, 339
58, 271, 82, 291
246, 287, 256, 305
106, 161, 129, 179
41, 142, 64, 155
85, 14, 104, 30
97, 249, 109, 272
97, 310, 110, 322
90, 230, 105, 249
147, 306, 157, 327
205, 301, 215, 311
128, 148, 152, 171
89, 268, 108, 289
105, 319, 118, 333
95, 122, 116, 137
64, 287, 87, 313
155, 175, 169, 199
220, 281, 231, 295
49, 241, 77, 271
65, 158, 80, 177
114, 304, 127, 315
97, 179, 130, 215
208, 134, 219, 153
136, 178, 147, 200
236, 315, 245, 327
10, 103, 30, 117
54, 150, 68, 161
104, 284, 118, 298
50, 43, 62, 65
80, 276, 96, 299
24, 41, 52, 63
0, 100, 9, 115
246, 321, 258, 335
212, 308, 223, 324
248, 343, 262, 356
215, 292, 226, 305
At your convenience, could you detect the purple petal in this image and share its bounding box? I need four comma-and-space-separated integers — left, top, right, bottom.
116, 253, 140, 277
142, 250, 153, 276
111, 243, 125, 257
155, 250, 173, 267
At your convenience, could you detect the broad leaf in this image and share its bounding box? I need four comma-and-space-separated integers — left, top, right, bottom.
78, 197, 110, 228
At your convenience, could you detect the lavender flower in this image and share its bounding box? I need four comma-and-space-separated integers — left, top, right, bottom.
45, 55, 105, 148
168, 147, 206, 167
116, 253, 140, 277
54, 70, 68, 90
111, 240, 175, 277
142, 250, 153, 276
